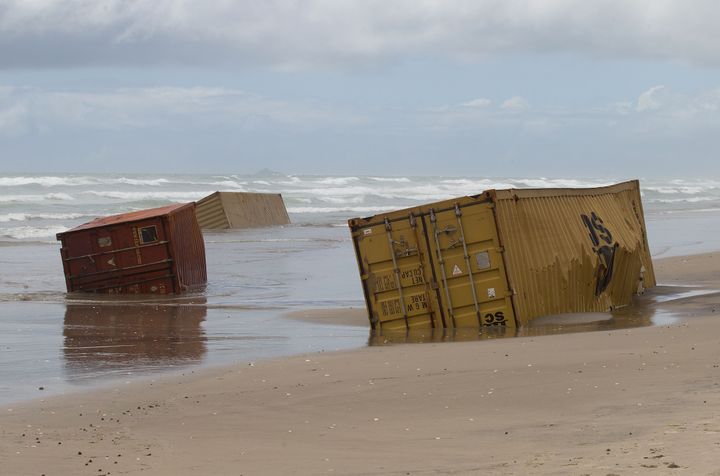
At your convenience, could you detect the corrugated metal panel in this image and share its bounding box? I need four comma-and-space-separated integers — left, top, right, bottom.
194, 192, 229, 229
195, 192, 290, 229
167, 203, 207, 292
349, 180, 655, 330
492, 180, 655, 325
349, 195, 517, 332
56, 203, 207, 295
63, 203, 191, 232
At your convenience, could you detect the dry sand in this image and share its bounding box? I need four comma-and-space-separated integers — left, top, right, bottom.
1, 253, 720, 475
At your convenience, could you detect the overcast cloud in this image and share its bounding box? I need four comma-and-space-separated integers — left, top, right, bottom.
1, 1, 720, 176
2, 0, 720, 69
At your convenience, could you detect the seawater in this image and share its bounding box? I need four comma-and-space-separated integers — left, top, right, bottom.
2, 173, 720, 243
1, 173, 719, 404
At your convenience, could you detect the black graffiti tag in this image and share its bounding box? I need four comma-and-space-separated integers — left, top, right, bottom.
580, 212, 618, 296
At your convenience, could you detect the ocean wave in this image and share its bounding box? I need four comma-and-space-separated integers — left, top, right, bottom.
439, 178, 516, 189
102, 177, 170, 186
314, 177, 360, 185
82, 190, 213, 201
1, 174, 718, 229
648, 197, 717, 204
275, 176, 302, 185
0, 176, 170, 187
295, 185, 463, 201
369, 177, 411, 183
644, 186, 707, 195
511, 178, 617, 189
0, 193, 75, 203
0, 225, 69, 241
316, 195, 365, 205
285, 197, 312, 204
0, 212, 86, 223
652, 207, 720, 215
287, 206, 397, 214
0, 176, 94, 187
208, 180, 247, 189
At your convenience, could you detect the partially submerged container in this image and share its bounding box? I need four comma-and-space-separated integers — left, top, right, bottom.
349, 180, 655, 332
57, 203, 207, 294
195, 191, 290, 229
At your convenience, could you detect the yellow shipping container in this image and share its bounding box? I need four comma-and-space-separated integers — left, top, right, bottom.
348, 180, 655, 331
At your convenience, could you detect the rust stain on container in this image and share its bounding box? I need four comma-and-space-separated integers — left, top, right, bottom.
349, 180, 655, 331
195, 191, 290, 229
56, 203, 207, 295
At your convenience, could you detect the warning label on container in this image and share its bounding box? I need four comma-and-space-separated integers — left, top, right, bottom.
452, 264, 463, 276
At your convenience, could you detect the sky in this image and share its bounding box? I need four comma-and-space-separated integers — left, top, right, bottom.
2, 0, 720, 177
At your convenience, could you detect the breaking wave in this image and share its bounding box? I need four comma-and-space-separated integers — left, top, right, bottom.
0, 212, 86, 222
82, 190, 214, 201
0, 225, 69, 241
1, 173, 719, 242
0, 176, 170, 187
287, 206, 397, 214
0, 193, 75, 203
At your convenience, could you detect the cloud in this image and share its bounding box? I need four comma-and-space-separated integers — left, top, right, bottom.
501, 96, 530, 111
0, 102, 28, 135
632, 85, 720, 123
636, 85, 666, 112
6, 81, 720, 150
461, 98, 492, 108
0, 85, 363, 134
2, 1, 720, 69
421, 85, 720, 139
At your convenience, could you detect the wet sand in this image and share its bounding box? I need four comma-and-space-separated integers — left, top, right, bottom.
1, 253, 720, 475
284, 306, 369, 327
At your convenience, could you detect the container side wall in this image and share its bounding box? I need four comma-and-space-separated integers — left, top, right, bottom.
493, 181, 655, 325
195, 192, 291, 229
219, 192, 290, 228
168, 204, 207, 291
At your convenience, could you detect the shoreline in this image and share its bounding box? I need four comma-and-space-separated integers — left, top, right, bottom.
1, 251, 719, 475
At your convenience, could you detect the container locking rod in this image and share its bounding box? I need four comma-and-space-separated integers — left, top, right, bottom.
455, 203, 482, 326
384, 217, 409, 328
429, 209, 456, 327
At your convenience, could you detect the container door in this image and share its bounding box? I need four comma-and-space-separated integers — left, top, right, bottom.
425, 202, 517, 328
352, 214, 443, 332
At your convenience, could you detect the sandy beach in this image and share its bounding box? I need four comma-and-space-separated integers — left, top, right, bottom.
1, 252, 719, 475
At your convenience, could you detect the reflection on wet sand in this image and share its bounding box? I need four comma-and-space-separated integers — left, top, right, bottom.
63, 301, 207, 383
369, 285, 718, 345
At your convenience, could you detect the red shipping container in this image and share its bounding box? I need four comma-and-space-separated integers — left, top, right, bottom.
56, 203, 207, 294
